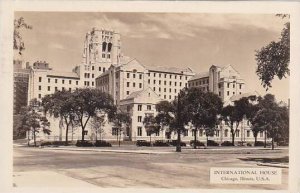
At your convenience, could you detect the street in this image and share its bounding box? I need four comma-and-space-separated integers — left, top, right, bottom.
13, 145, 288, 189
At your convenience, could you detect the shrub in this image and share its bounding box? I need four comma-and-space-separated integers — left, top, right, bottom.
169, 140, 186, 147
94, 140, 112, 147
254, 141, 265, 146
76, 140, 94, 147
190, 140, 205, 147
40, 141, 52, 146
153, 140, 170, 147
52, 141, 68, 146
221, 141, 233, 146
136, 140, 151, 146
207, 140, 219, 146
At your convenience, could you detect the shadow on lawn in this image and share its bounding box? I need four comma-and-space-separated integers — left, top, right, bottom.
239, 156, 289, 164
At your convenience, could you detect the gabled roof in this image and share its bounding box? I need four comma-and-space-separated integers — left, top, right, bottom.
189, 71, 209, 81
145, 65, 194, 74
229, 91, 260, 102
47, 71, 79, 79
125, 87, 159, 100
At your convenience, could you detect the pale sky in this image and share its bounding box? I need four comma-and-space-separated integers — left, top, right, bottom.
14, 12, 289, 102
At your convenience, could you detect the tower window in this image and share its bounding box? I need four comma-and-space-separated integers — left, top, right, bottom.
102, 42, 107, 52
107, 43, 112, 52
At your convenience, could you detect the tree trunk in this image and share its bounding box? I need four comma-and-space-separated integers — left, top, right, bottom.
81, 129, 85, 141
264, 130, 267, 148
33, 129, 36, 147
118, 129, 121, 147
231, 130, 235, 146
254, 135, 257, 146
272, 137, 274, 150
95, 127, 98, 141
27, 130, 30, 146
150, 134, 152, 146
65, 125, 69, 146
193, 129, 197, 149
176, 130, 181, 152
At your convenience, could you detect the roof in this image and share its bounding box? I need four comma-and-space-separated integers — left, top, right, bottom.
189, 71, 209, 81
125, 90, 145, 100
47, 71, 79, 79
145, 65, 194, 74
229, 91, 260, 102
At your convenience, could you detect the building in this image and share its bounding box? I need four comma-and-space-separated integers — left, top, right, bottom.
96, 57, 195, 105
188, 64, 246, 102
22, 27, 267, 145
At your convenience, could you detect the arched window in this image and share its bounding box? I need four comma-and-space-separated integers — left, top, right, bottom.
102, 42, 107, 52
108, 42, 112, 52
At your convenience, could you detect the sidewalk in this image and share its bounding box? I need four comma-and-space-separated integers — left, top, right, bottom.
13, 171, 98, 188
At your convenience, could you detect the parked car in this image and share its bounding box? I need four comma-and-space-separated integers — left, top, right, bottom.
207, 140, 219, 146
153, 140, 170, 147
136, 140, 151, 146
190, 140, 205, 147
221, 141, 233, 146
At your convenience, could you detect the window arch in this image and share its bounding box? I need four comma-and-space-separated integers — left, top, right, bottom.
102, 42, 107, 52
108, 42, 112, 52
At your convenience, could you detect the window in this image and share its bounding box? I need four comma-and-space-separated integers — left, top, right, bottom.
175, 82, 177, 86
159, 88, 161, 92
219, 92, 221, 96
224, 130, 228, 137
159, 80, 161, 85
137, 127, 142, 136
148, 79, 150, 84
62, 80, 65, 84
227, 91, 230, 96
92, 82, 94, 86
127, 73, 130, 78
155, 130, 160, 136
48, 78, 50, 83
47, 86, 50, 91
247, 121, 250, 126
139, 83, 142, 88
180, 82, 182, 87
133, 82, 136, 87
147, 130, 151, 136
153, 87, 156, 91
133, 74, 136, 78
175, 75, 177, 79
216, 130, 220, 137
147, 105, 151, 110
139, 74, 142, 79
76, 81, 78, 85
69, 80, 72, 84
233, 92, 235, 95
153, 73, 156, 77
184, 130, 188, 136
169, 88, 171, 92
247, 130, 250, 137
138, 116, 142, 122
92, 66, 94, 70
260, 131, 264, 138
38, 94, 41, 98
62, 87, 65, 91
164, 88, 166, 92
39, 77, 42, 82
112, 128, 118, 136
199, 130, 203, 137
174, 89, 177, 93
159, 73, 161, 78
39, 86, 41, 90
127, 82, 130, 87
126, 91, 130, 95
227, 83, 230, 88
239, 84, 242, 89
218, 83, 222, 88
169, 95, 171, 99
164, 95, 166, 99
92, 74, 94, 78
180, 76, 182, 80
233, 84, 235, 88
164, 81, 166, 85
138, 105, 142, 111
69, 88, 71, 92
55, 87, 58, 91
153, 80, 156, 84
169, 81, 172, 86
103, 67, 105, 72
99, 67, 102, 71
164, 74, 167, 78
170, 74, 172, 79
236, 130, 240, 137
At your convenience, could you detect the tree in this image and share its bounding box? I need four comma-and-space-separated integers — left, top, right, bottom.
14, 17, 32, 55
143, 115, 161, 145
221, 97, 250, 145
72, 88, 116, 141
255, 15, 290, 90
182, 88, 223, 148
90, 115, 106, 141
18, 99, 51, 147
112, 111, 131, 147
42, 90, 77, 146
252, 94, 289, 150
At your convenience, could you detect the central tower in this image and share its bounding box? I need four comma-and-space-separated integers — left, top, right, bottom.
80, 28, 121, 87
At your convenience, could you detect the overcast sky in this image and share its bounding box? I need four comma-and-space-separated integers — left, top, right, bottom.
14, 12, 289, 102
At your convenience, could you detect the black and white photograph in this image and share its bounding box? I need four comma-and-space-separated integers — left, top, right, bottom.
1, 1, 300, 192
